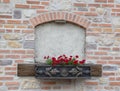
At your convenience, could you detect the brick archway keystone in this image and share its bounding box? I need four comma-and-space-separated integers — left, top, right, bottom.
30, 11, 91, 29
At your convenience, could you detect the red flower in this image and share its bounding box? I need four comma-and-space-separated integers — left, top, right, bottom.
44, 56, 46, 59
79, 60, 86, 64
73, 60, 78, 65
75, 55, 79, 58
47, 56, 49, 59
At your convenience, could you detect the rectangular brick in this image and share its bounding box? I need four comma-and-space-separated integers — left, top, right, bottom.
115, 28, 120, 32
0, 55, 4, 58
102, 4, 114, 7
0, 82, 3, 86
108, 0, 114, 2
4, 24, 14, 28
85, 12, 97, 16
97, 60, 107, 64
5, 55, 20, 59
95, 0, 107, 3
27, 0, 40, 4
95, 52, 107, 55
31, 5, 45, 9
103, 72, 115, 76
7, 20, 21, 24
37, 9, 48, 13
15, 4, 30, 9
109, 61, 120, 65
5, 82, 19, 86
17, 25, 27, 28
0, 15, 12, 19
5, 67, 16, 70
6, 29, 13, 33
74, 3, 87, 7
110, 82, 120, 86
112, 47, 120, 51
0, 20, 5, 24
21, 55, 34, 59
5, 72, 17, 75
116, 4, 120, 8
8, 87, 19, 90
101, 57, 113, 60
15, 60, 24, 63
98, 47, 111, 51
99, 24, 112, 27
112, 9, 120, 12
0, 29, 5, 33
85, 81, 98, 85
0, 50, 10, 54
11, 50, 25, 54
103, 28, 113, 33
88, 4, 100, 7
3, 0, 10, 3
26, 50, 34, 54
0, 77, 13, 80
41, 1, 49, 5
22, 30, 34, 33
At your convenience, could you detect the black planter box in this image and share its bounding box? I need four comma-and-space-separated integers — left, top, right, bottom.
35, 64, 102, 79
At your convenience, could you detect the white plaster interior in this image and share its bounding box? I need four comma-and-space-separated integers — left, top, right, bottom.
35, 22, 85, 63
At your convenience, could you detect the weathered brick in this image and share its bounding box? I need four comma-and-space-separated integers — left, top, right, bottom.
88, 4, 100, 7
41, 86, 51, 90
85, 12, 98, 16
85, 81, 98, 85
95, 52, 107, 55
103, 72, 115, 76
5, 67, 16, 70
0, 50, 10, 54
11, 50, 25, 54
15, 4, 30, 9
15, 60, 24, 63
110, 82, 120, 86
0, 20, 5, 24
5, 82, 19, 86
27, 0, 40, 4
3, 0, 10, 3
4, 24, 14, 28
5, 55, 20, 59
0, 82, 3, 86
8, 87, 19, 90
31, 5, 45, 9
95, 0, 107, 3
5, 72, 17, 75
41, 1, 49, 5
74, 3, 87, 7
0, 77, 13, 80
21, 55, 34, 59
102, 4, 114, 7
0, 15, 12, 19
7, 20, 21, 24
112, 9, 120, 12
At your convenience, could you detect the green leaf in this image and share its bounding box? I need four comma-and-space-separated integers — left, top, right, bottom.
46, 59, 52, 65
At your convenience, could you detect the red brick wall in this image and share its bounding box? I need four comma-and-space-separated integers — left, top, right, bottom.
0, 0, 120, 91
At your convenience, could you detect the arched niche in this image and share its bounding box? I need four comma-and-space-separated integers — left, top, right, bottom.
35, 21, 85, 63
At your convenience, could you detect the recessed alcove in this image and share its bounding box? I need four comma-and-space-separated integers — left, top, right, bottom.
35, 21, 85, 63
17, 12, 102, 78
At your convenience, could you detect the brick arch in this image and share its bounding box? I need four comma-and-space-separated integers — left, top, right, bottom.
30, 11, 91, 29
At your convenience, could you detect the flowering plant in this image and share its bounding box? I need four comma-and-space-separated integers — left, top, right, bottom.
44, 54, 86, 66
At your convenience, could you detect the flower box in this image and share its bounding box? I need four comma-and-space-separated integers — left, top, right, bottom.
35, 64, 102, 79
